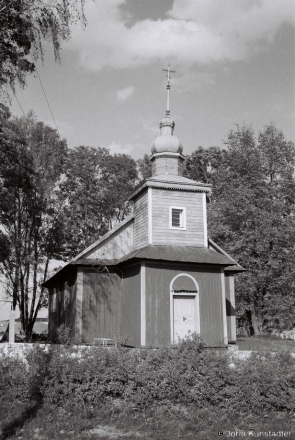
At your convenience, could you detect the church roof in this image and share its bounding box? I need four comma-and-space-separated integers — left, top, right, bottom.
42, 244, 238, 287
208, 238, 246, 273
117, 245, 236, 266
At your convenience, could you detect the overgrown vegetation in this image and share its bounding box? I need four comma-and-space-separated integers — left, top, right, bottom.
0, 337, 294, 439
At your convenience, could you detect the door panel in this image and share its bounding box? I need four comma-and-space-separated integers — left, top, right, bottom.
173, 296, 195, 342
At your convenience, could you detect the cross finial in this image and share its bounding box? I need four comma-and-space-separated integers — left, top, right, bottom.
163, 63, 175, 116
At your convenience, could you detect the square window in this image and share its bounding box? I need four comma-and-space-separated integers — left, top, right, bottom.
170, 207, 186, 229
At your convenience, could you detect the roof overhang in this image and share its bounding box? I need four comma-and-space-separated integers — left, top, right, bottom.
208, 238, 246, 273
42, 244, 237, 288
128, 176, 211, 201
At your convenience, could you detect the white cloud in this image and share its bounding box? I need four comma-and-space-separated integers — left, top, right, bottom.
108, 142, 134, 155
70, 0, 295, 71
117, 86, 135, 101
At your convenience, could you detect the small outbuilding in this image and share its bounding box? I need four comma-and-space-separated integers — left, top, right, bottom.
43, 71, 244, 347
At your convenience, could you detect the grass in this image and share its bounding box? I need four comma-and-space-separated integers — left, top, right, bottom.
1, 400, 295, 440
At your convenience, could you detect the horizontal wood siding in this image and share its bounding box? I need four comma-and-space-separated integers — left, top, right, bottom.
82, 269, 121, 344
85, 220, 134, 260
121, 264, 141, 347
48, 268, 77, 341
145, 263, 226, 347
152, 189, 204, 246
133, 190, 148, 250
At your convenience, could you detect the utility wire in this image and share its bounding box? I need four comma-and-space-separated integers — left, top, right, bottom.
31, 54, 59, 134
13, 93, 26, 117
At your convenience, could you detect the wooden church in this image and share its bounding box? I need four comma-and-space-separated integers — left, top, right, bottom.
43, 67, 244, 347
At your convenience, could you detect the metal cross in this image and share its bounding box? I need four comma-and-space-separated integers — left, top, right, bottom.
163, 63, 175, 116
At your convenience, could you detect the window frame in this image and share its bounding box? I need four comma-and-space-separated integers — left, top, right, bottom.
169, 206, 186, 230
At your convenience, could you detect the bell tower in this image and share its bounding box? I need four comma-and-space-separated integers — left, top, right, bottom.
150, 64, 185, 177
129, 64, 211, 250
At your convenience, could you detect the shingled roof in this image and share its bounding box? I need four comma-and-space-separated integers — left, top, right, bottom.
42, 244, 240, 287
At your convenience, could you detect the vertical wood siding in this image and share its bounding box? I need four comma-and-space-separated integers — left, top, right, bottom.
84, 219, 134, 260
81, 269, 121, 344
48, 286, 57, 340
152, 189, 204, 246
48, 268, 77, 341
152, 156, 181, 176
133, 190, 149, 249
145, 263, 226, 347
121, 264, 141, 347
225, 273, 236, 343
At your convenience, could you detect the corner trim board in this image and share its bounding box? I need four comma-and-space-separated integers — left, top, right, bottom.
75, 267, 83, 343
148, 188, 152, 244
140, 263, 146, 346
203, 192, 208, 247
221, 268, 228, 345
229, 275, 236, 342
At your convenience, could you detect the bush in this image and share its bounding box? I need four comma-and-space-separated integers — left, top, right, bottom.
0, 337, 294, 417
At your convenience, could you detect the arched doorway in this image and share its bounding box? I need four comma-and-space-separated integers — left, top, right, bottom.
170, 274, 200, 344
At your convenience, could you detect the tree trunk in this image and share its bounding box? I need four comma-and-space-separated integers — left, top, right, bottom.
251, 310, 263, 336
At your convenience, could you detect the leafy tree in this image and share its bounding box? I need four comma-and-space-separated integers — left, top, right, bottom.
184, 146, 224, 185
208, 124, 295, 334
137, 154, 152, 180
0, 106, 68, 340
138, 146, 224, 183
56, 146, 138, 260
0, 0, 86, 97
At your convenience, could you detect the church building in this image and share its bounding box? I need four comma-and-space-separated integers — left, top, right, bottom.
43, 66, 244, 347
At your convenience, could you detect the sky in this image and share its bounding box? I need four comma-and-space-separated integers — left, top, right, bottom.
1, 0, 295, 320
9, 0, 295, 159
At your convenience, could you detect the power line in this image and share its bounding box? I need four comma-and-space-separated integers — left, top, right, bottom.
31, 55, 59, 134
13, 93, 26, 117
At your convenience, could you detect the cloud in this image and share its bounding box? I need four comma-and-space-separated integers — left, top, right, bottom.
108, 141, 134, 155
117, 86, 135, 101
70, 0, 295, 71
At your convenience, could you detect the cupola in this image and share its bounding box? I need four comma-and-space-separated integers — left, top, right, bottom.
150, 64, 185, 177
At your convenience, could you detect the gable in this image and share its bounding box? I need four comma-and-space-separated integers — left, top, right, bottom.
73, 215, 134, 261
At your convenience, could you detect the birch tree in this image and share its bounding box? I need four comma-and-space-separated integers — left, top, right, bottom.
0, 0, 86, 97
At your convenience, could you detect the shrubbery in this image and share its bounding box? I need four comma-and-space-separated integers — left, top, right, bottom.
1, 336, 295, 415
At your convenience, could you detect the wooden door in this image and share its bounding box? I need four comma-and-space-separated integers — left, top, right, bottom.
173, 295, 195, 342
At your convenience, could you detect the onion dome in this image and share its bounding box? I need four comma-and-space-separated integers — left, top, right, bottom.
151, 116, 183, 154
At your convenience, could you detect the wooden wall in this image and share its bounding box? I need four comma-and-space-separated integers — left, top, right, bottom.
85, 218, 134, 260
133, 190, 148, 249
151, 156, 183, 176
81, 269, 121, 344
145, 263, 226, 347
151, 189, 204, 246
48, 268, 77, 341
225, 273, 236, 343
120, 264, 141, 347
